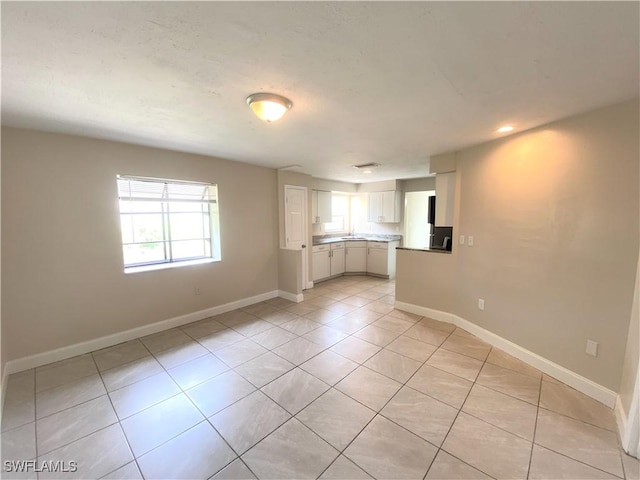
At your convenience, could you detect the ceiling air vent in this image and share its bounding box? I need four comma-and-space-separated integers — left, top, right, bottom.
352, 162, 381, 169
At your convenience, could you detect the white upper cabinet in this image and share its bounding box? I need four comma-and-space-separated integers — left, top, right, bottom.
368, 190, 401, 223
435, 173, 455, 226
312, 190, 332, 224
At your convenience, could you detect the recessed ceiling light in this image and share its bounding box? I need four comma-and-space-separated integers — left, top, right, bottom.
363, 170, 373, 174
246, 93, 292, 123
497, 125, 514, 133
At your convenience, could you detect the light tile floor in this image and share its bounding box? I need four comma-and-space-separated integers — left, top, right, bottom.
2, 275, 638, 479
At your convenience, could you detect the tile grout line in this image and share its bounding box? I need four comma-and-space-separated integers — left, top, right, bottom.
533, 443, 627, 479
525, 373, 542, 479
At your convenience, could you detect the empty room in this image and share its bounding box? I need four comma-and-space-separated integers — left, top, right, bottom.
1, 2, 639, 479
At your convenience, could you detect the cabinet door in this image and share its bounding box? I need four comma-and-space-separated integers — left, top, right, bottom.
317, 191, 332, 223
345, 246, 367, 272
330, 247, 345, 275
312, 251, 331, 281
368, 192, 382, 222
381, 190, 400, 223
367, 247, 388, 276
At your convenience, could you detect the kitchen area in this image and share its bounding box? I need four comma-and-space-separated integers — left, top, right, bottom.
309, 173, 455, 285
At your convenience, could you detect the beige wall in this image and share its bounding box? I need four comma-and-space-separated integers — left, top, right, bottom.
2, 127, 279, 362
402, 177, 436, 192
397, 100, 639, 391
429, 152, 456, 174
278, 249, 302, 296
356, 179, 399, 193
312, 178, 357, 193
396, 250, 456, 312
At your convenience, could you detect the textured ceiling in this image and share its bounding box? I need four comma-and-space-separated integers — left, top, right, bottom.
2, 2, 638, 183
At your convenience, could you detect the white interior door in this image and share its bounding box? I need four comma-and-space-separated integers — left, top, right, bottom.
284, 185, 308, 291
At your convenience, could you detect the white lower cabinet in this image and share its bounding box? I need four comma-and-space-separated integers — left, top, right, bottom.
345, 241, 367, 272
312, 245, 331, 281
330, 242, 345, 276
367, 242, 388, 276
313, 242, 345, 282
367, 241, 399, 278
314, 240, 398, 282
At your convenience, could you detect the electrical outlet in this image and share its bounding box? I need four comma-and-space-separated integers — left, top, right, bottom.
459, 235, 465, 245
468, 236, 474, 246
194, 287, 201, 296
478, 298, 485, 310
586, 339, 598, 357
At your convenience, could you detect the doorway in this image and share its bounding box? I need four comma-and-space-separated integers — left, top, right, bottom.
404, 191, 435, 249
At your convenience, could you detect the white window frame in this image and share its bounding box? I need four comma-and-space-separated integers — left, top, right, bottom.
116, 175, 221, 273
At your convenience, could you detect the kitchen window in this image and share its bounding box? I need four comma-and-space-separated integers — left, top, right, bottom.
324, 193, 350, 233
116, 175, 221, 273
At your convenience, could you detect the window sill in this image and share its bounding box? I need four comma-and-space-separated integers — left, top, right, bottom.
124, 257, 219, 274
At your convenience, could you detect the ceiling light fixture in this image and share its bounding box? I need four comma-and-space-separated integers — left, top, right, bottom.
497, 125, 514, 133
246, 93, 292, 123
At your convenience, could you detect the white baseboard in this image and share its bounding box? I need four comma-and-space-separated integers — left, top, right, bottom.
4, 290, 280, 376
278, 290, 304, 303
394, 301, 618, 408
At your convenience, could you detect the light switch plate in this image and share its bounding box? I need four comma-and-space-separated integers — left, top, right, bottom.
586, 339, 598, 357
468, 236, 474, 246
478, 298, 485, 310
459, 235, 465, 245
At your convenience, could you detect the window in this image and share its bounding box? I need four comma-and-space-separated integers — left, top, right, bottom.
324, 193, 350, 233
117, 175, 221, 272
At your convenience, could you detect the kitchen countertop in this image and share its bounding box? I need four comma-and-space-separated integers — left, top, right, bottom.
312, 234, 402, 246
396, 247, 452, 254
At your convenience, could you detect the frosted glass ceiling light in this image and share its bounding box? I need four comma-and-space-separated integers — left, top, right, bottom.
246, 93, 292, 123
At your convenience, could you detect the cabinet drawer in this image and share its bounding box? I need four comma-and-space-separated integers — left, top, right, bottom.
367, 241, 389, 250
312, 245, 330, 253
330, 242, 345, 250
346, 241, 367, 248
